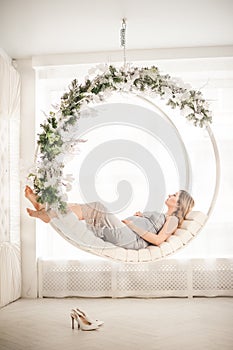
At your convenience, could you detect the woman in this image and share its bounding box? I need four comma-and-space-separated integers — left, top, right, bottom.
25, 186, 194, 250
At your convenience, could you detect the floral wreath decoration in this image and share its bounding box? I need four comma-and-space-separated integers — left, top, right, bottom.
28, 64, 212, 213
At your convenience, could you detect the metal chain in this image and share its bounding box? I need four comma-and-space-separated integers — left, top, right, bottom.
120, 18, 127, 67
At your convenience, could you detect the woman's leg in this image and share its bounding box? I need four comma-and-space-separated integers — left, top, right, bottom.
78, 201, 126, 230
26, 204, 84, 223
25, 186, 44, 210
68, 204, 84, 220
25, 187, 121, 228
26, 208, 51, 223
25, 186, 84, 221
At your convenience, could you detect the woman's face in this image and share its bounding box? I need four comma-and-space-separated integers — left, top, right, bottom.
165, 192, 179, 208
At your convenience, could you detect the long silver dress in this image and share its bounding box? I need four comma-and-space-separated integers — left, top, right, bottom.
79, 201, 166, 250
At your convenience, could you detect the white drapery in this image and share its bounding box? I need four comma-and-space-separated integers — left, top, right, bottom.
0, 48, 21, 307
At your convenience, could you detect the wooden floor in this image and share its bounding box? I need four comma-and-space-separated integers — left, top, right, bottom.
0, 297, 233, 350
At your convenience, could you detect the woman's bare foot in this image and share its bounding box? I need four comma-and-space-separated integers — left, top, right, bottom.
25, 186, 44, 211
26, 208, 51, 223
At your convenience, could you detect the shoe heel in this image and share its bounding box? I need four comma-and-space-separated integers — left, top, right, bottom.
71, 315, 75, 329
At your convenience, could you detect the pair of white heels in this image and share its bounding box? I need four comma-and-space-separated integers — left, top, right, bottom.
70, 308, 104, 331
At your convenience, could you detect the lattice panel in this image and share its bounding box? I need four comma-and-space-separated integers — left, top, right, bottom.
192, 259, 233, 295
116, 261, 188, 295
38, 258, 233, 298
39, 261, 113, 297
0, 118, 9, 242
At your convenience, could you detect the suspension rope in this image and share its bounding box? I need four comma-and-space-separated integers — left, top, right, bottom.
120, 18, 127, 68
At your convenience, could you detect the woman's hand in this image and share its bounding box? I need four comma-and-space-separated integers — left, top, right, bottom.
121, 219, 133, 226
134, 211, 143, 217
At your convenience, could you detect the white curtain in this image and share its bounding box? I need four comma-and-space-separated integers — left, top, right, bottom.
0, 48, 21, 307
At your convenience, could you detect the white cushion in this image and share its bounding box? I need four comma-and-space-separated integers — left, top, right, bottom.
160, 241, 174, 256
100, 247, 119, 260
175, 228, 193, 244
166, 235, 184, 250
181, 220, 201, 235
114, 247, 128, 262
51, 210, 206, 263
126, 249, 140, 262
185, 211, 207, 225
147, 245, 163, 260
139, 248, 153, 262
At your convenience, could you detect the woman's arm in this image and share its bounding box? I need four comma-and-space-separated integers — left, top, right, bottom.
122, 216, 178, 246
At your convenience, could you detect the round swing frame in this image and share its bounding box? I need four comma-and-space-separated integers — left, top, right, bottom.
30, 64, 220, 262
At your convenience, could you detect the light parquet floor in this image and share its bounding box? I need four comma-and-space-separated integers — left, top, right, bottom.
0, 297, 232, 350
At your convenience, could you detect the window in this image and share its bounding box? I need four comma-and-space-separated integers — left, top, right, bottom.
35, 57, 233, 259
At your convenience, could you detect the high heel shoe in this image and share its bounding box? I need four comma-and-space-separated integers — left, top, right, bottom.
70, 309, 99, 331
75, 307, 104, 327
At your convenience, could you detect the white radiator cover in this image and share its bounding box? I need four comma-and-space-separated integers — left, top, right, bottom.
38, 258, 233, 298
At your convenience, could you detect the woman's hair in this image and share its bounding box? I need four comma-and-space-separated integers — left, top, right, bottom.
172, 190, 195, 227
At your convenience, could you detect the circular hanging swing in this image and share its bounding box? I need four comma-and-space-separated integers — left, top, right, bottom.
28, 64, 220, 263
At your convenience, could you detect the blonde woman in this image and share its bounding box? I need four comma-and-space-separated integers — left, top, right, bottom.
25, 187, 194, 250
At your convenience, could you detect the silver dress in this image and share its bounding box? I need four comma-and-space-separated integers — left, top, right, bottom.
79, 202, 166, 250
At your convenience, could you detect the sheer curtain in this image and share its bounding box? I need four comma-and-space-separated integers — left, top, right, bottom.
0, 49, 21, 307
35, 57, 233, 260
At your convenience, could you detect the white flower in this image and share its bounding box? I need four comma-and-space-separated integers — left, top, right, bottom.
88, 64, 109, 76
131, 71, 140, 81
79, 99, 89, 110
44, 176, 58, 187
203, 101, 210, 110
51, 103, 60, 111
195, 113, 204, 120
180, 91, 190, 101
181, 105, 194, 116
183, 83, 192, 90
162, 87, 173, 99
92, 94, 101, 103
146, 70, 158, 81
65, 183, 72, 192
64, 174, 75, 183
61, 193, 68, 202
88, 67, 98, 75
97, 64, 110, 73
55, 153, 65, 163
172, 95, 182, 105
170, 77, 192, 90
102, 88, 113, 99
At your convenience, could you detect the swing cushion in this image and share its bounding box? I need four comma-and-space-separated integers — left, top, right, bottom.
51, 210, 207, 263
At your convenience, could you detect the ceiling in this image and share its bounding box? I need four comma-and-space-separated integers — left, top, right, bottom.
0, 0, 233, 59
